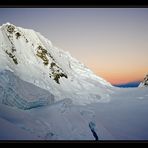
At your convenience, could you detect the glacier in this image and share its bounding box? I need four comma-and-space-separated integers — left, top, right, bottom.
0, 87, 148, 140
0, 23, 148, 140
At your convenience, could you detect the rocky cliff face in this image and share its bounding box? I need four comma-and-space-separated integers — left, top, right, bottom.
139, 74, 148, 87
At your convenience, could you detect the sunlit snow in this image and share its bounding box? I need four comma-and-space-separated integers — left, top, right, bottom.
0, 23, 147, 140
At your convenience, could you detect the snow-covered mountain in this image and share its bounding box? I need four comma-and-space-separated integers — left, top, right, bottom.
0, 23, 113, 109
139, 74, 148, 87
0, 23, 148, 140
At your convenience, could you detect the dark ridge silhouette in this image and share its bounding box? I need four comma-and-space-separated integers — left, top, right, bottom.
113, 81, 141, 88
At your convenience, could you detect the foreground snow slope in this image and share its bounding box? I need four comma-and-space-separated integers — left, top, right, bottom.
0, 87, 148, 140
0, 23, 113, 108
91, 87, 148, 140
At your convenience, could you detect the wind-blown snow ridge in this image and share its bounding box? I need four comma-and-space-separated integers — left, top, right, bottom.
0, 23, 113, 109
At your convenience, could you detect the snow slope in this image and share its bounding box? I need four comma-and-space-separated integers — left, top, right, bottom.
91, 87, 148, 140
0, 23, 113, 108
0, 87, 148, 140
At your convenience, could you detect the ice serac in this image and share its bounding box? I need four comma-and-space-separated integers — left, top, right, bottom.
0, 70, 54, 109
0, 23, 113, 109
139, 74, 148, 87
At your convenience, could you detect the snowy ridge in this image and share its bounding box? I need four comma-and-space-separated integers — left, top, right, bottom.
0, 23, 113, 108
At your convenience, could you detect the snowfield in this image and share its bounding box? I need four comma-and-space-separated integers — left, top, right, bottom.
0, 87, 148, 140
0, 23, 147, 140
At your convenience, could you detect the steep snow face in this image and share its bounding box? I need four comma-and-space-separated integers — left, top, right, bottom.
139, 74, 148, 87
0, 23, 113, 106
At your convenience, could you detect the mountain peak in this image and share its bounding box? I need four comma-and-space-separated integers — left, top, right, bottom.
4, 22, 13, 25
1, 22, 15, 28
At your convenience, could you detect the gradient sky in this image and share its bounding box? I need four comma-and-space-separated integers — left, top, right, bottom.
0, 8, 148, 84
